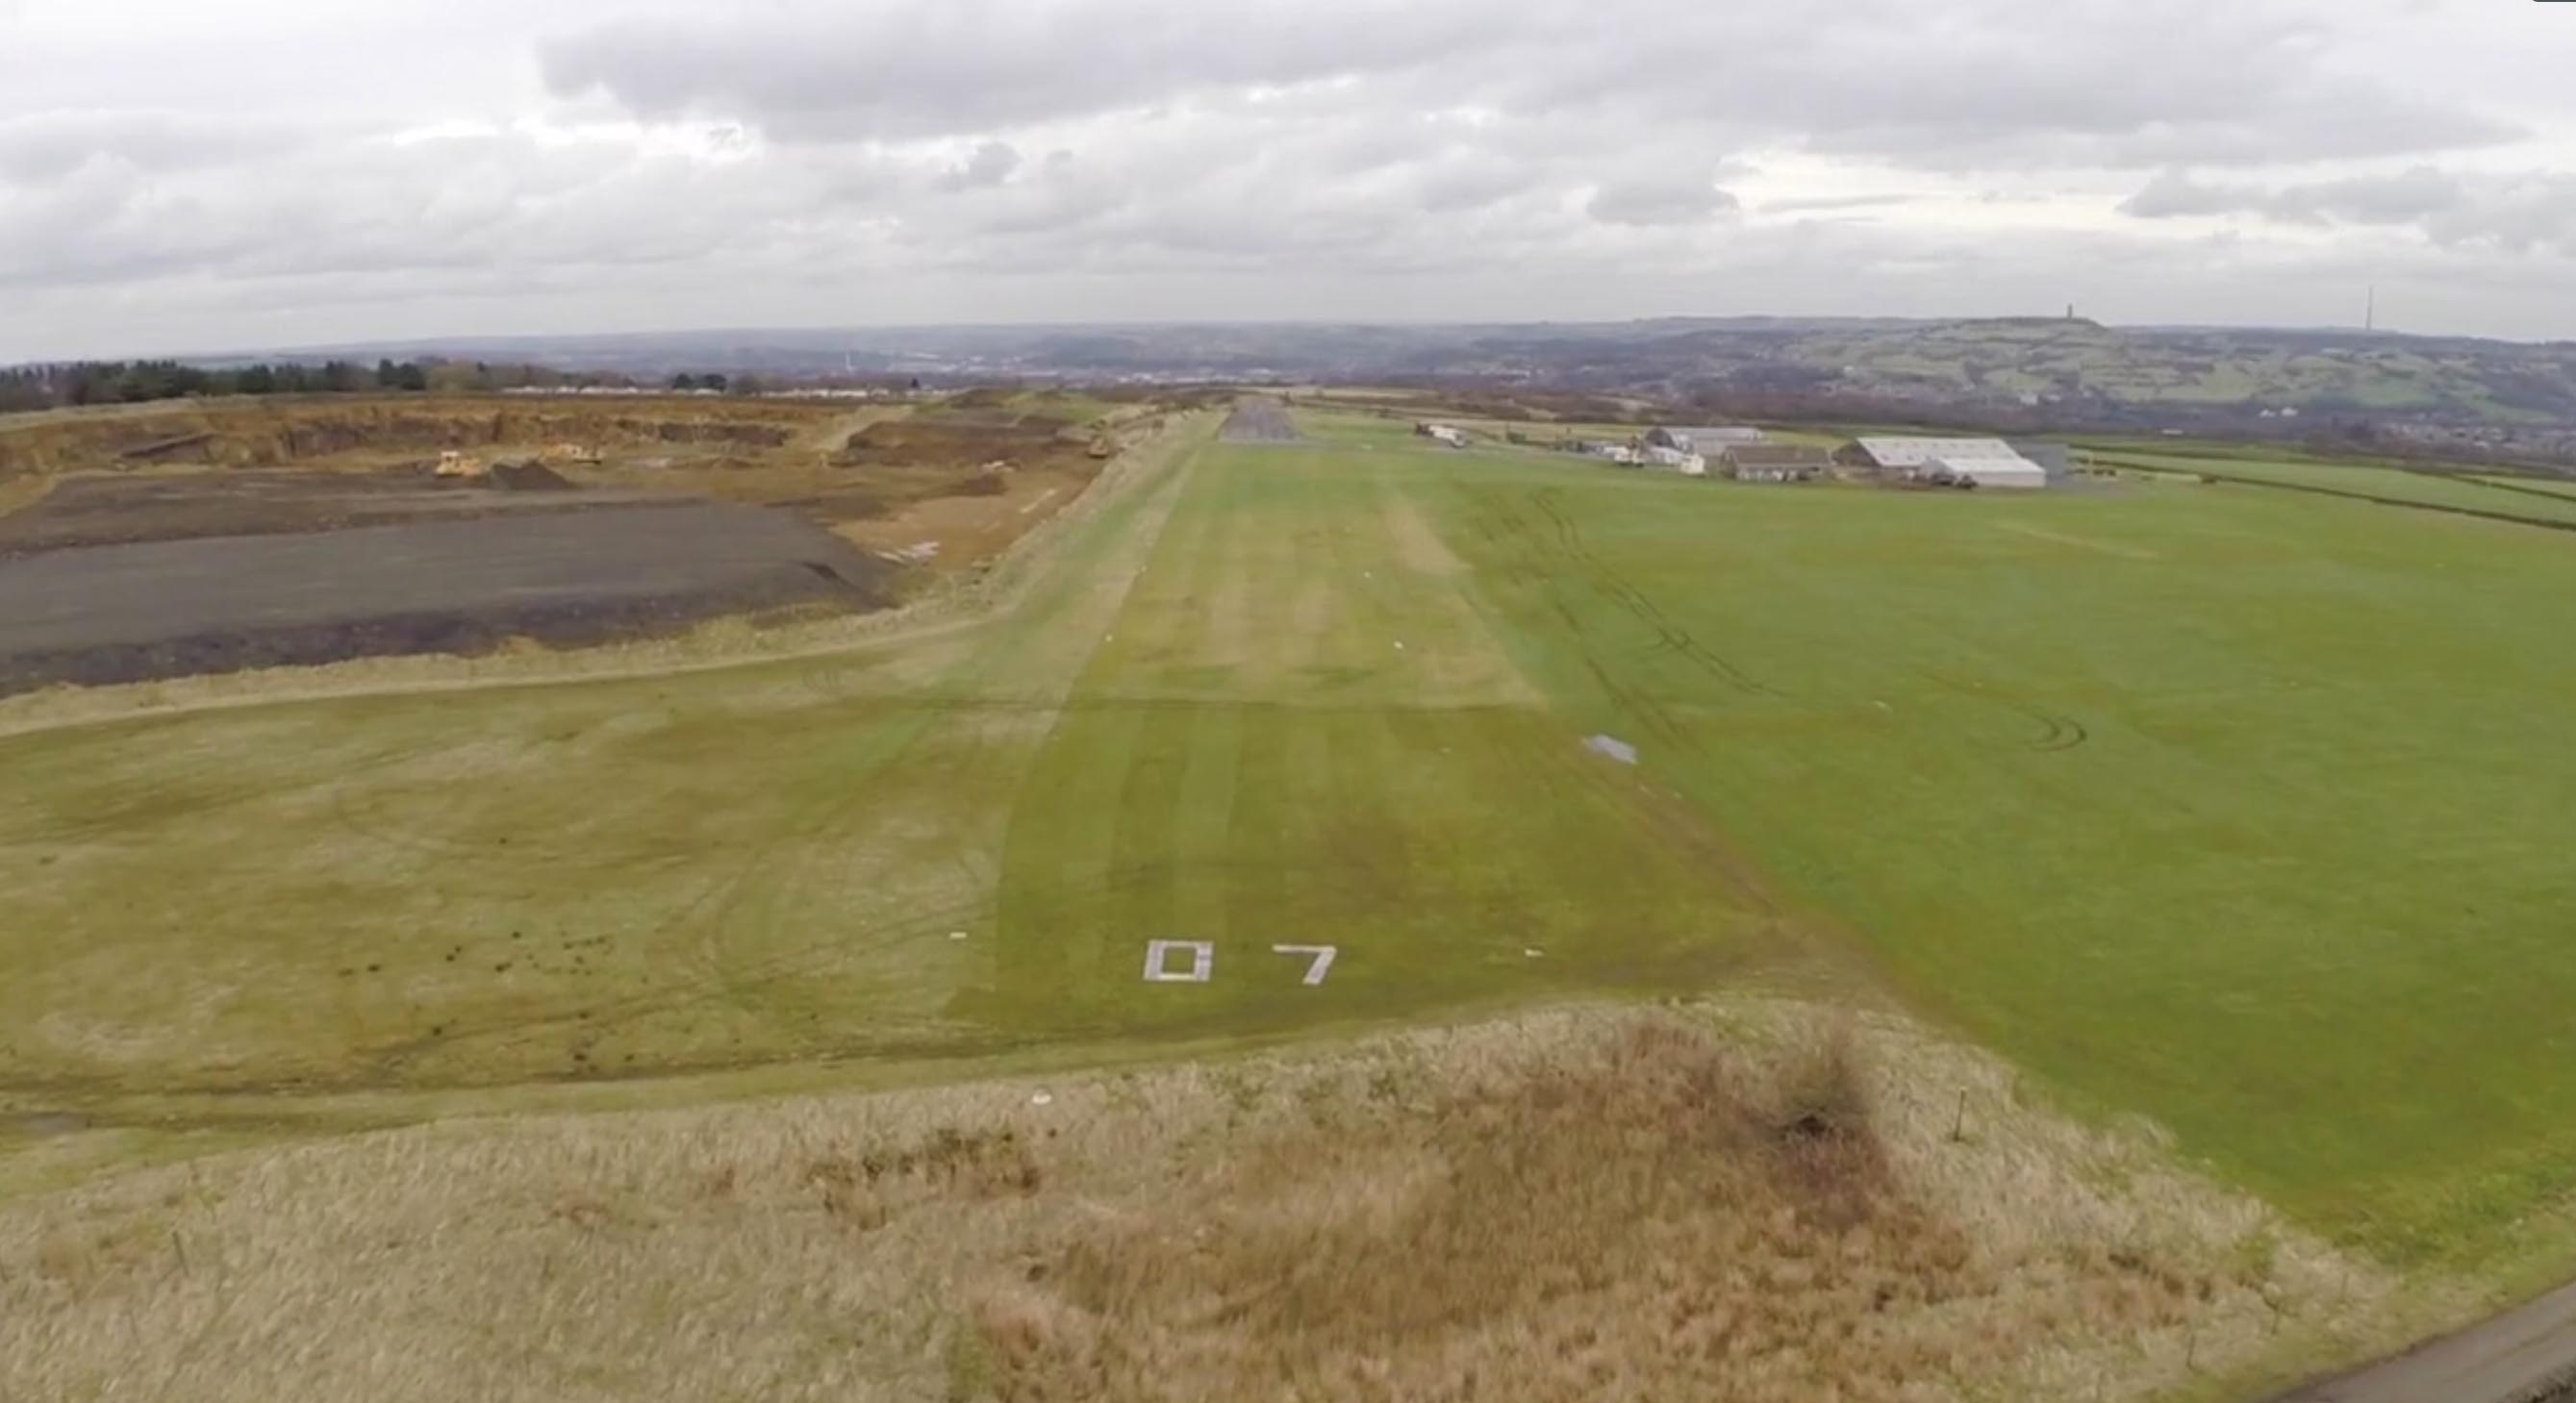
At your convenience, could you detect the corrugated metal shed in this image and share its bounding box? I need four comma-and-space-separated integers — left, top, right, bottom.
2008, 440, 2077, 478
1929, 453, 2046, 489
1851, 436, 2021, 469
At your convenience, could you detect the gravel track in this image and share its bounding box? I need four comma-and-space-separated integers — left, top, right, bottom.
2272, 1282, 2576, 1403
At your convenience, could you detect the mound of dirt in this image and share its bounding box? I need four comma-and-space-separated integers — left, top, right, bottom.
832, 417, 1090, 475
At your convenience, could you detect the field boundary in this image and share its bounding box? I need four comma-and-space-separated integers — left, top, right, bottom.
2094, 454, 2576, 536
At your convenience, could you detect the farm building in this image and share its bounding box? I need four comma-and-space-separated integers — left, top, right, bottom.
1927, 454, 2045, 489
2008, 440, 2080, 481
1844, 437, 2048, 489
1646, 425, 1767, 454
1643, 444, 1708, 477
1722, 444, 1834, 483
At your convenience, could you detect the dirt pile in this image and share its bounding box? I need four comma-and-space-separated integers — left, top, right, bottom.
487, 461, 578, 491
832, 413, 1094, 476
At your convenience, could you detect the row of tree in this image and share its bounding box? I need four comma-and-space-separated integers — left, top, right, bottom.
0, 359, 667, 414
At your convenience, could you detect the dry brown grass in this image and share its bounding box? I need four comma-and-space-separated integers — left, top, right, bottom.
0, 1003, 2404, 1403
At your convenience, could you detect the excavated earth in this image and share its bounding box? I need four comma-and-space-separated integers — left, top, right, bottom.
0, 395, 1034, 693
0, 500, 893, 695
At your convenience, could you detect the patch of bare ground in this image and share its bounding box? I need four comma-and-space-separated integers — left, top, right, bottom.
0, 412, 1214, 740
830, 463, 1099, 573
0, 1003, 2395, 1403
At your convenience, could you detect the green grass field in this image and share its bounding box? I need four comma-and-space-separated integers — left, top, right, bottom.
7, 413, 2576, 1270
2094, 449, 2576, 532
2470, 474, 2576, 503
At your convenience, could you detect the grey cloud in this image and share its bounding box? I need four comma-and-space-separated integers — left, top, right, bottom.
1588, 178, 1738, 228
1764, 193, 1923, 214
539, 0, 2513, 170
538, 0, 1490, 142
2121, 167, 2471, 227
0, 128, 850, 293
1411, 153, 1535, 213
2122, 165, 2576, 255
0, 110, 305, 184
4, 0, 2570, 361
941, 139, 1022, 190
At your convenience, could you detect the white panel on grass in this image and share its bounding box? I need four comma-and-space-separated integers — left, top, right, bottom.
1272, 944, 1339, 987
1142, 940, 1215, 984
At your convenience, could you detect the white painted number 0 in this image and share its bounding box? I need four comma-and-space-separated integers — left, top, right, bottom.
1142, 940, 1215, 984
1272, 944, 1339, 986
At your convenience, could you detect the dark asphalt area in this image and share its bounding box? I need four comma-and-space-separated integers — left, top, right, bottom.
0, 501, 895, 693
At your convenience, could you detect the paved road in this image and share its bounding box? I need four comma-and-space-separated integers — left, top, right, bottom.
2274, 1280, 2576, 1403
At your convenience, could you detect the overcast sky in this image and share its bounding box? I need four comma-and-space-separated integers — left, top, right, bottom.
4, 0, 2574, 362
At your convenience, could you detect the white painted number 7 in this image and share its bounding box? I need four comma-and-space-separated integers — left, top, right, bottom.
1273, 944, 1339, 987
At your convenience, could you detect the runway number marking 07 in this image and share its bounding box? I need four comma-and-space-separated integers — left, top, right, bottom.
1139, 941, 1339, 987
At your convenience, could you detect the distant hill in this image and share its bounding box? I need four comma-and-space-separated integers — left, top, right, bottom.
213, 316, 2576, 444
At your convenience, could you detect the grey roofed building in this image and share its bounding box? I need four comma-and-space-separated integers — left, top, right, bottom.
1845, 436, 2021, 469
1721, 443, 1834, 481
1646, 425, 1767, 453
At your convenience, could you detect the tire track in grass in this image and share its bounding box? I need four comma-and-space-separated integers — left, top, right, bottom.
1528, 486, 1783, 699
1910, 668, 2091, 754
1449, 483, 1694, 750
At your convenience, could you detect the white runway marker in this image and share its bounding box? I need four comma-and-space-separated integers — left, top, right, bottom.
1143, 940, 1215, 984
1524, 948, 1545, 959
1030, 1091, 1054, 1107
1272, 944, 1340, 986
949, 931, 970, 941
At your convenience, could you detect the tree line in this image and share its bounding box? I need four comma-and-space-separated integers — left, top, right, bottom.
0, 359, 659, 414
